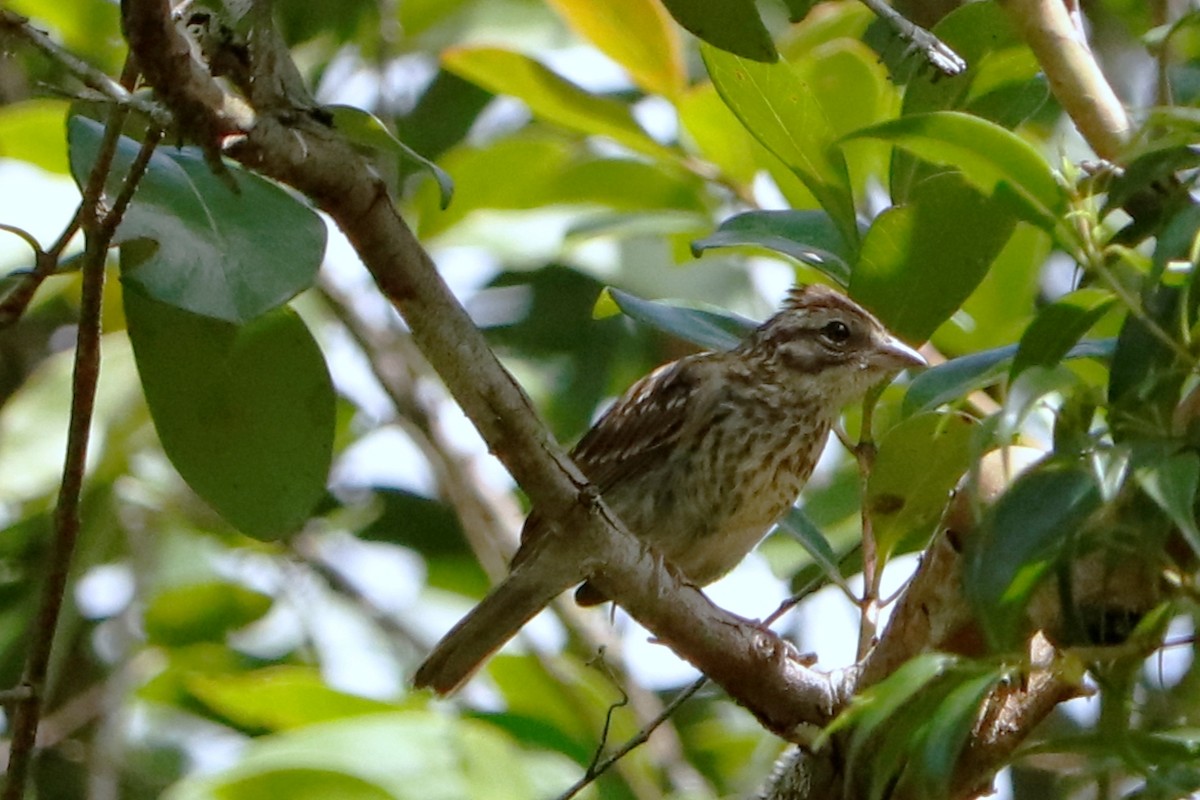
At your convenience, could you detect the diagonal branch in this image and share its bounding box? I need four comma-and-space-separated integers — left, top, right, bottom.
118, 0, 842, 740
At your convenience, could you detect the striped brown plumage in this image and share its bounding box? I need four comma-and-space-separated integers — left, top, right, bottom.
414, 285, 925, 694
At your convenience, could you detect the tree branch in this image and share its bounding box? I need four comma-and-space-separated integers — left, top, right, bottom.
999, 0, 1131, 160
2, 96, 161, 800
118, 0, 842, 739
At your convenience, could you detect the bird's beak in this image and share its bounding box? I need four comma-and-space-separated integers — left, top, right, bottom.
876, 333, 926, 371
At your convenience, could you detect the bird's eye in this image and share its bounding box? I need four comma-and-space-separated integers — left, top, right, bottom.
820, 320, 851, 345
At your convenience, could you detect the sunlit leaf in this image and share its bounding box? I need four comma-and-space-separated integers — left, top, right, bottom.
143, 581, 272, 646
67, 115, 327, 323
125, 287, 335, 540
843, 111, 1065, 229
544, 0, 685, 97
186, 667, 396, 731
442, 47, 671, 160
0, 99, 71, 173
851, 171, 1017, 343
692, 210, 852, 286
703, 44, 858, 246
867, 411, 975, 560
163, 712, 575, 800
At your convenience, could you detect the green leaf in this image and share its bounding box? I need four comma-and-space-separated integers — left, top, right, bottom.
441, 47, 671, 160
659, 0, 777, 62
891, 2, 1044, 201
125, 287, 335, 540
144, 581, 272, 646
1011, 288, 1116, 379
867, 412, 975, 560
544, 0, 686, 97
819, 653, 955, 748
692, 210, 852, 286
185, 666, 396, 731
902, 338, 1116, 417
1134, 452, 1200, 557
965, 459, 1103, 649
600, 287, 755, 350
0, 99, 71, 173
703, 44, 858, 246
851, 171, 1018, 343
844, 111, 1065, 228
909, 669, 1003, 797
327, 104, 454, 209
67, 115, 327, 323
207, 769, 393, 800
774, 507, 851, 593
164, 712, 576, 800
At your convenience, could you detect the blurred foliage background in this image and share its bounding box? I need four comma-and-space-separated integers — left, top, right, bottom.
1, 0, 1200, 798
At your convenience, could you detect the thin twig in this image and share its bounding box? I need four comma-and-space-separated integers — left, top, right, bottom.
1, 97, 160, 800
0, 10, 171, 127
854, 385, 885, 661
553, 677, 708, 800
857, 0, 966, 77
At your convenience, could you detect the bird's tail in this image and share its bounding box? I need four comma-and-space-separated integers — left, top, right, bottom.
412, 560, 575, 695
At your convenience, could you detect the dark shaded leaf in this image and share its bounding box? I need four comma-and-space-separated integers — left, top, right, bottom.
598, 287, 755, 351
660, 0, 777, 62
125, 287, 335, 540
1012, 288, 1116, 379
692, 210, 852, 286
965, 459, 1103, 649
903, 338, 1116, 417
67, 116, 326, 323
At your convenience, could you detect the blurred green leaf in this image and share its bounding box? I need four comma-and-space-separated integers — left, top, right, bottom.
0, 100, 71, 174
186, 666, 396, 732
164, 712, 575, 800
692, 210, 852, 286
327, 105, 454, 209
703, 44, 858, 246
1012, 288, 1116, 379
67, 116, 327, 323
844, 111, 1065, 229
867, 412, 975, 560
144, 582, 272, 647
124, 288, 335, 540
203, 769, 393, 800
442, 47, 671, 160
775, 506, 850, 593
965, 459, 1102, 649
851, 171, 1017, 343
545, 0, 685, 97
660, 0, 777, 62
601, 287, 754, 350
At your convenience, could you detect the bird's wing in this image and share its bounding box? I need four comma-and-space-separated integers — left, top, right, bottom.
511, 354, 722, 569
570, 354, 720, 493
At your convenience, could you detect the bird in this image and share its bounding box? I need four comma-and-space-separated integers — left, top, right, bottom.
413, 284, 925, 694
